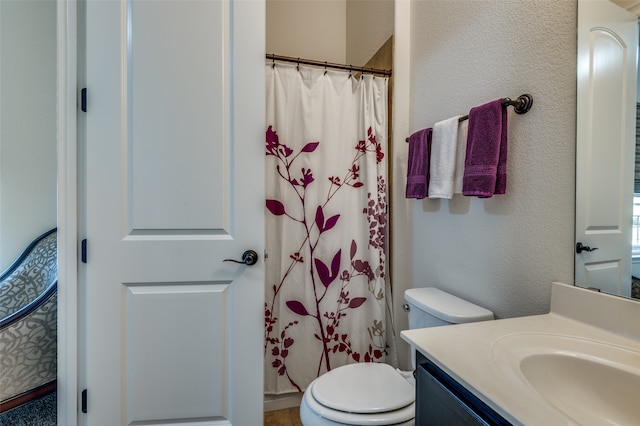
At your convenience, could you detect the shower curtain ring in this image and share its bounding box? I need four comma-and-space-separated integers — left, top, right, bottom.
324, 61, 327, 75
296, 58, 300, 71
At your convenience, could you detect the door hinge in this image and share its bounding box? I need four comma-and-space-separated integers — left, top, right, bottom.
81, 88, 87, 112
81, 239, 87, 263
81, 389, 88, 413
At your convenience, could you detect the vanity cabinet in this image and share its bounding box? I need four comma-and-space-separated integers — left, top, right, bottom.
415, 352, 512, 426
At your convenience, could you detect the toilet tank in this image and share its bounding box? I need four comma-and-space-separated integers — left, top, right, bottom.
404, 287, 494, 329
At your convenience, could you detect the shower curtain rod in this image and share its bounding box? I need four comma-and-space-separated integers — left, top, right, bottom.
266, 53, 392, 77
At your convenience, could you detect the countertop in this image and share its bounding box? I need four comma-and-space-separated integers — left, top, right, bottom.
400, 282, 640, 425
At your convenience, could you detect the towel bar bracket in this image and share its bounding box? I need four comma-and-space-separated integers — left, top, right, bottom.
504, 94, 533, 115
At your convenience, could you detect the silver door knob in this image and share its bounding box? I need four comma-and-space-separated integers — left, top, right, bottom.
224, 250, 258, 265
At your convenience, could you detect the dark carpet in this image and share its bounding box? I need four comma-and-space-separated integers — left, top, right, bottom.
0, 391, 56, 426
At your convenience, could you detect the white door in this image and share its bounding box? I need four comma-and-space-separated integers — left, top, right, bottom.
82, 1, 265, 425
576, 0, 637, 296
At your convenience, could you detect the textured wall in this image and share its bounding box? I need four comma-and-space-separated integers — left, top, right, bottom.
405, 0, 577, 319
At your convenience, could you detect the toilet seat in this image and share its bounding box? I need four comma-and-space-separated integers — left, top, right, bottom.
302, 363, 415, 425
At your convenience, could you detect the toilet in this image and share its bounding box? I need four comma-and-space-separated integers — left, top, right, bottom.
299, 287, 494, 425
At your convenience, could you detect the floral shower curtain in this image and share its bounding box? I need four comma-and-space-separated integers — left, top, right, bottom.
264, 62, 389, 394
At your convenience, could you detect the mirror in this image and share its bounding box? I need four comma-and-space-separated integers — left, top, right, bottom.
0, 0, 57, 269
575, 0, 640, 300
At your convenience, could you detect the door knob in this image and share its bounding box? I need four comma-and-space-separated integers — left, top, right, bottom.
224, 250, 259, 265
576, 242, 598, 254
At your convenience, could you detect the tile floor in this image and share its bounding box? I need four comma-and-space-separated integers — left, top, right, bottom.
264, 407, 303, 426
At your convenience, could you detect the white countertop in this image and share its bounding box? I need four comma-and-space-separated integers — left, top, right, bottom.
400, 282, 640, 425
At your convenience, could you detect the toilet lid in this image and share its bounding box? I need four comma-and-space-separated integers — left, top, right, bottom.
312, 363, 414, 414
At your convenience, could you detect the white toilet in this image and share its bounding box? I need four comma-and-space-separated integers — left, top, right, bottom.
299, 287, 494, 426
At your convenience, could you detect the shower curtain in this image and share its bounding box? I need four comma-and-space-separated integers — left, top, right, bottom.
265, 62, 389, 394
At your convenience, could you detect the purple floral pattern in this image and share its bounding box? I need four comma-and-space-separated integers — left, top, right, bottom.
265, 120, 388, 393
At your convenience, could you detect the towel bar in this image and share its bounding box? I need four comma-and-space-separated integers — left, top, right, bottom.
405, 94, 533, 142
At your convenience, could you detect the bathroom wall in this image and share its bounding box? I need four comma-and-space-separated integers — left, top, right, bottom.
266, 0, 347, 63
266, 0, 394, 66
346, 0, 394, 66
0, 0, 57, 271
404, 1, 576, 321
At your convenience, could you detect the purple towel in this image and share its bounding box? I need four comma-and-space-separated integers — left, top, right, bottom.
462, 99, 508, 197
405, 128, 433, 199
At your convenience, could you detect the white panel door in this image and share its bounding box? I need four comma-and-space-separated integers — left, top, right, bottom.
576, 0, 637, 296
82, 0, 265, 425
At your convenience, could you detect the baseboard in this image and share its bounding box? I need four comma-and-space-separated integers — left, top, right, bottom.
0, 380, 56, 413
264, 392, 302, 412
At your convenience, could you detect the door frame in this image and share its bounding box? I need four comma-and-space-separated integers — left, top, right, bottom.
57, 1, 78, 425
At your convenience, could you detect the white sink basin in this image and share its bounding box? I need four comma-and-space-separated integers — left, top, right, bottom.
492, 333, 640, 425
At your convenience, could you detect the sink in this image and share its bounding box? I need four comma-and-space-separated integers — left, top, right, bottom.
492, 333, 640, 425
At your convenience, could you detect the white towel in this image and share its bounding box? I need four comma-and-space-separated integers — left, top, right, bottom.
453, 120, 468, 194
428, 116, 461, 198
